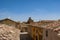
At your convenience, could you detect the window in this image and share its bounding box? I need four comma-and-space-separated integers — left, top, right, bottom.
46, 30, 48, 37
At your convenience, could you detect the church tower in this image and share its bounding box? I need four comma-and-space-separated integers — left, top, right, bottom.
27, 17, 34, 24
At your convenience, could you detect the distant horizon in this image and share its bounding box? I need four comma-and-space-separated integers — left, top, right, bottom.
0, 17, 60, 22
0, 0, 60, 22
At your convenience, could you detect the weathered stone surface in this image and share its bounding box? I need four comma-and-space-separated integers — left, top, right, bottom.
0, 24, 20, 40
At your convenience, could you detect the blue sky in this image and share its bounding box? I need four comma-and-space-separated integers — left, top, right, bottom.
0, 0, 60, 22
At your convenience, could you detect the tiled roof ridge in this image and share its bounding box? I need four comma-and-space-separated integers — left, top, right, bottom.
43, 21, 60, 29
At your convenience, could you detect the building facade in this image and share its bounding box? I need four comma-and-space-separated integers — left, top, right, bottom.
27, 25, 43, 40
42, 22, 60, 40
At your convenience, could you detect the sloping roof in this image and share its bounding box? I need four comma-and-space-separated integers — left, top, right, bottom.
53, 26, 60, 37
42, 21, 60, 29
20, 23, 28, 27
0, 18, 18, 23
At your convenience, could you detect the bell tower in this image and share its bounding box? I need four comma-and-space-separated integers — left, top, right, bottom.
27, 17, 34, 24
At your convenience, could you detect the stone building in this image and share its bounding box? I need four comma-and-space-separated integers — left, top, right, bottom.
20, 23, 28, 32
42, 22, 60, 40
26, 17, 34, 24
27, 23, 43, 40
21, 18, 56, 40
0, 18, 21, 29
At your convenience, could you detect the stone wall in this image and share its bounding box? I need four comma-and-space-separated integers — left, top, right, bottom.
42, 28, 60, 40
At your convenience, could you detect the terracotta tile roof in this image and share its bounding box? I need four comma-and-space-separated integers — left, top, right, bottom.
0, 18, 17, 23
42, 21, 60, 29
41, 21, 60, 37
28, 22, 39, 27
0, 24, 20, 40
20, 23, 28, 27
53, 27, 60, 37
